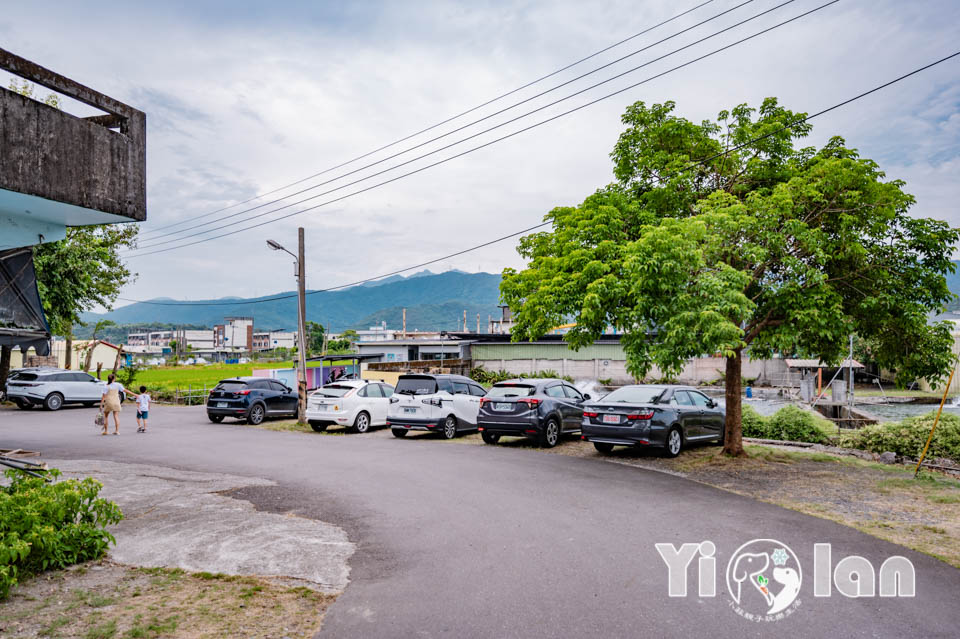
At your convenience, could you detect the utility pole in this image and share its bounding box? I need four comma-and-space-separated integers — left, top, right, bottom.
296, 228, 308, 425
267, 231, 309, 425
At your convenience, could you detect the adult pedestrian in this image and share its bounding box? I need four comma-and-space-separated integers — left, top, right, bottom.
99, 373, 128, 435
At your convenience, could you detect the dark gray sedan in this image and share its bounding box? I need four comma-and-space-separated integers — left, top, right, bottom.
581, 385, 725, 457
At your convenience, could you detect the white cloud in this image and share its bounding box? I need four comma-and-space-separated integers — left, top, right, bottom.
3, 0, 959, 306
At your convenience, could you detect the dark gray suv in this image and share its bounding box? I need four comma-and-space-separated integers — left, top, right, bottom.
477, 378, 589, 448
581, 385, 725, 457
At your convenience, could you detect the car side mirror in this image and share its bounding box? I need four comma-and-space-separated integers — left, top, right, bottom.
583, 394, 591, 400
707, 400, 716, 408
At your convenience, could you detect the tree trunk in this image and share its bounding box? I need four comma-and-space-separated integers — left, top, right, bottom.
0, 345, 11, 395
65, 323, 73, 369
84, 340, 97, 372
722, 348, 746, 457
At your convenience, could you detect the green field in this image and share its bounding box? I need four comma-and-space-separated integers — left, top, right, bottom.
135, 361, 353, 391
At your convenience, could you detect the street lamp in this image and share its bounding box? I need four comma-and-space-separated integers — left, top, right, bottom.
267, 230, 308, 425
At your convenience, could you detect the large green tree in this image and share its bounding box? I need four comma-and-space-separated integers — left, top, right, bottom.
501, 99, 958, 456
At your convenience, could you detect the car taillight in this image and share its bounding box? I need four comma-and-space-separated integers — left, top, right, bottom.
480, 398, 492, 405
583, 411, 598, 417
518, 398, 540, 407
238, 389, 252, 395
627, 411, 655, 420
389, 397, 400, 404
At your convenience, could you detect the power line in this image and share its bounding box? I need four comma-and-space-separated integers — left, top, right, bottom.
116, 44, 960, 306
137, 0, 718, 238
135, 0, 757, 247
126, 0, 832, 257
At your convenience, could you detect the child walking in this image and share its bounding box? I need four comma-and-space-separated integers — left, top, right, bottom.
135, 386, 151, 433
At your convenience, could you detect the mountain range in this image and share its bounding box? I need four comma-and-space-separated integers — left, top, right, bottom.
81, 270, 504, 333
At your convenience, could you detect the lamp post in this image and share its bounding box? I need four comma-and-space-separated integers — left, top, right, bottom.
267, 229, 308, 425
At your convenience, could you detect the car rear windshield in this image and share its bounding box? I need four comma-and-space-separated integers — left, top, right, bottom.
601, 386, 665, 404
215, 381, 249, 392
396, 377, 438, 395
486, 384, 536, 398
313, 384, 354, 397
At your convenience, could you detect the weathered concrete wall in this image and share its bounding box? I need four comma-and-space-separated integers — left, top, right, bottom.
0, 49, 145, 221
474, 356, 792, 385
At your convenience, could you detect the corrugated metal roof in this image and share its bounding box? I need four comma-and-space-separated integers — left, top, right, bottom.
785, 358, 864, 369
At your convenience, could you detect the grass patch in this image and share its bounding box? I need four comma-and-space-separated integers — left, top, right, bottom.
84, 618, 117, 639
0, 561, 336, 638
39, 615, 72, 636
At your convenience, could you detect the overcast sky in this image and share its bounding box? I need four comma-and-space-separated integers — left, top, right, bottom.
3, 0, 959, 306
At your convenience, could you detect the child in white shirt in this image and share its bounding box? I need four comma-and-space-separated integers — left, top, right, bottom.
135, 385, 151, 433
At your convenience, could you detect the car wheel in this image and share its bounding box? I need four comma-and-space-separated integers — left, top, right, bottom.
44, 392, 64, 411
15, 398, 33, 410
442, 415, 457, 439
208, 414, 224, 423
392, 428, 408, 438
663, 426, 683, 458
540, 418, 560, 448
593, 442, 614, 454
481, 431, 500, 445
352, 411, 371, 434
247, 403, 265, 425
309, 420, 328, 432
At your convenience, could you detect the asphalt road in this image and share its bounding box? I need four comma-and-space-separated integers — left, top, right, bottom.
3, 404, 959, 638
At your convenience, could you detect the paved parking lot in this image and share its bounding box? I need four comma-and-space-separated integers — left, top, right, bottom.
2, 403, 959, 638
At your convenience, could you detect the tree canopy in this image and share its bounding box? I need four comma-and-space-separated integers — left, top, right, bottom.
501, 98, 958, 456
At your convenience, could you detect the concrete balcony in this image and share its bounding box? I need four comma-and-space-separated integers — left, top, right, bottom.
0, 48, 146, 250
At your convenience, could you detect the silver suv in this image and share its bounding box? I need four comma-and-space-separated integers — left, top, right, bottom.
5, 368, 119, 411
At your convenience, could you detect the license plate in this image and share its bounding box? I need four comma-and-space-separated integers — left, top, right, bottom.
494, 403, 512, 411
403, 407, 417, 414
602, 414, 621, 424
217, 402, 227, 408
315, 403, 326, 409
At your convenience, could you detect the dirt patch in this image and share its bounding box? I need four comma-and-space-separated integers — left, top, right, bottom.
0, 560, 335, 638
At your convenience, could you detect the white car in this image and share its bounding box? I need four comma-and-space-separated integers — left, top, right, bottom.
5, 368, 119, 411
305, 380, 395, 433
387, 374, 486, 439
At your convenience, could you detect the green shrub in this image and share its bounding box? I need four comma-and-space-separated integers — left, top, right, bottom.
765, 405, 834, 444
469, 366, 573, 384
739, 404, 833, 444
838, 412, 960, 462
741, 404, 769, 438
0, 469, 123, 599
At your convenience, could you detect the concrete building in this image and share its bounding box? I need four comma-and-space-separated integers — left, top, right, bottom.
0, 48, 145, 359
253, 330, 297, 351
354, 338, 471, 363
214, 317, 254, 351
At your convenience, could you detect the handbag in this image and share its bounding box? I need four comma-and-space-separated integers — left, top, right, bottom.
95, 411, 105, 427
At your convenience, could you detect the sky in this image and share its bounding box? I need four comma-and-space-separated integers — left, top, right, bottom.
2, 0, 959, 306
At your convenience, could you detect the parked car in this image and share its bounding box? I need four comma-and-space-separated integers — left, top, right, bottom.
5, 368, 121, 411
305, 380, 395, 433
477, 378, 590, 448
581, 384, 725, 457
387, 373, 486, 439
206, 377, 298, 424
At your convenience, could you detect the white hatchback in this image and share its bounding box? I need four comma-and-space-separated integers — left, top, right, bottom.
305, 380, 394, 433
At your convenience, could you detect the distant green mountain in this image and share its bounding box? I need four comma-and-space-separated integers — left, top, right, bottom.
81, 271, 504, 332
